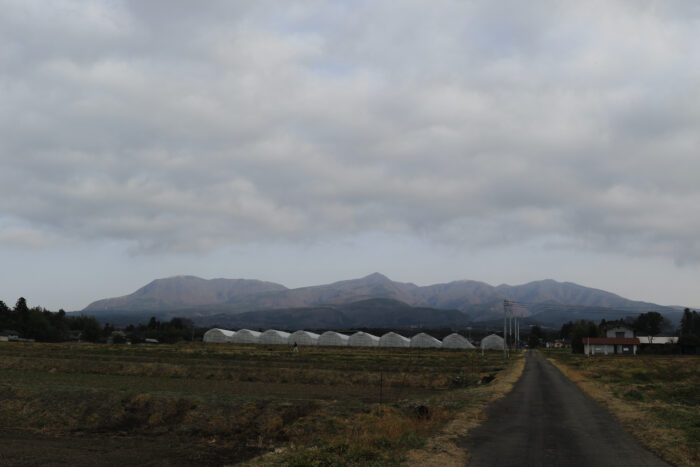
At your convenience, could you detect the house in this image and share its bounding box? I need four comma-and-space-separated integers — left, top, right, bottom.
583, 324, 639, 355
604, 326, 634, 339
0, 330, 20, 342
583, 337, 639, 355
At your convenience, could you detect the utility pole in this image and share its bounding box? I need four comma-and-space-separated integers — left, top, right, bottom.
503, 300, 507, 358
509, 310, 513, 351
503, 300, 511, 358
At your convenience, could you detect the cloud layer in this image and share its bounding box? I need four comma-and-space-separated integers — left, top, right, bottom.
2, 0, 699, 262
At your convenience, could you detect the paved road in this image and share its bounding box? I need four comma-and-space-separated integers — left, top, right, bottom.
462, 351, 669, 466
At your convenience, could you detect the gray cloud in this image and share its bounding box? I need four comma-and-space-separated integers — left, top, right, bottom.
1, 0, 699, 261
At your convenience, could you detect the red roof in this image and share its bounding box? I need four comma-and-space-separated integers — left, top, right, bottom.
584, 338, 639, 345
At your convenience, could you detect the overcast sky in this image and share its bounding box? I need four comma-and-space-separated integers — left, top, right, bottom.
2, 0, 700, 311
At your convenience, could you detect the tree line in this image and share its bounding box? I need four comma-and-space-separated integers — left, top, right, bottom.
556, 310, 700, 353
0, 298, 102, 342
0, 298, 203, 343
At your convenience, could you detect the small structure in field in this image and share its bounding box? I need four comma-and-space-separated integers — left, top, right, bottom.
583, 337, 639, 355
379, 332, 410, 348
635, 336, 678, 345
480, 334, 504, 350
348, 331, 380, 347
288, 330, 320, 346
231, 329, 261, 344
318, 331, 350, 346
442, 333, 475, 349
410, 333, 442, 348
203, 328, 235, 343
0, 330, 20, 342
259, 329, 291, 345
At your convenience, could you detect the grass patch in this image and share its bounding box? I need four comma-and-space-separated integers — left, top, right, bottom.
0, 342, 518, 465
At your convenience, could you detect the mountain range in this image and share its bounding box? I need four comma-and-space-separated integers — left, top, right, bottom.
82, 273, 679, 329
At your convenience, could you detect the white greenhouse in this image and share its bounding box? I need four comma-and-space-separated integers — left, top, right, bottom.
442, 333, 476, 349
288, 330, 319, 346
348, 331, 380, 347
379, 332, 410, 348
318, 331, 350, 346
410, 333, 442, 348
231, 329, 261, 344
259, 329, 291, 345
202, 328, 235, 343
481, 334, 505, 350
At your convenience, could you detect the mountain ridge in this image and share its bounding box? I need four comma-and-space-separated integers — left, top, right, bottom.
83, 273, 673, 326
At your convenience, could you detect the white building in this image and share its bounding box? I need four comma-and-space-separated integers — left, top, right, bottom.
583, 337, 639, 355
288, 330, 320, 346
635, 336, 678, 345
480, 334, 504, 350
442, 333, 475, 349
259, 329, 291, 345
318, 331, 350, 346
410, 333, 442, 348
379, 332, 410, 348
230, 329, 261, 344
605, 326, 634, 338
202, 328, 235, 343
348, 331, 380, 347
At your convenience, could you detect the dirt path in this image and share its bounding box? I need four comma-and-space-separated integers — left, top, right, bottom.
461, 351, 669, 466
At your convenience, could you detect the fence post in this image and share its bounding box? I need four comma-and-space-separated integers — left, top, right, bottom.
379, 371, 383, 405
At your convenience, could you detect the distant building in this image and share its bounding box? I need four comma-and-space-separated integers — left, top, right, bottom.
68, 330, 83, 341
410, 333, 442, 348
442, 333, 475, 349
480, 334, 504, 350
203, 328, 235, 343
230, 329, 261, 344
379, 332, 410, 348
348, 331, 380, 347
604, 326, 634, 339
0, 330, 20, 342
288, 330, 320, 346
583, 336, 639, 355
636, 336, 678, 345
318, 331, 350, 346
259, 330, 291, 345
545, 339, 567, 349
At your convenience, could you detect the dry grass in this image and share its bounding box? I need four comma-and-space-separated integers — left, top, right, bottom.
402, 352, 526, 467
0, 342, 519, 465
546, 351, 699, 467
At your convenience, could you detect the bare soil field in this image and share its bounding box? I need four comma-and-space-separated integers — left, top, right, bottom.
0, 342, 518, 466
545, 350, 700, 466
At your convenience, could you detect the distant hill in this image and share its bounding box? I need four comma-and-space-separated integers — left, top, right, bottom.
84, 275, 288, 312
495, 279, 658, 309
82, 273, 678, 328
201, 298, 467, 330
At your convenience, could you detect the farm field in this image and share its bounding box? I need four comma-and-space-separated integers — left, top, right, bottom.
0, 342, 521, 466
545, 350, 700, 467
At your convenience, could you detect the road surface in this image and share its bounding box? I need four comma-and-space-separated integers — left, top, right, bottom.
462, 351, 669, 466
